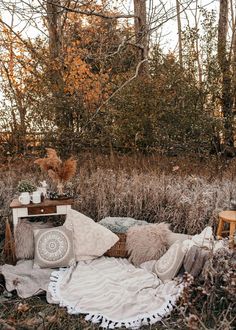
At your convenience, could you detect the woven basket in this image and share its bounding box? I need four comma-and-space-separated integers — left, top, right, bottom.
104, 233, 128, 258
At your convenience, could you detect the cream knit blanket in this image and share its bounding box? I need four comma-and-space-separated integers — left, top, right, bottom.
48, 257, 182, 329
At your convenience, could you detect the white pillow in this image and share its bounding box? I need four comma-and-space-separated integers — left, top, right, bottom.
153, 241, 186, 282
63, 209, 119, 261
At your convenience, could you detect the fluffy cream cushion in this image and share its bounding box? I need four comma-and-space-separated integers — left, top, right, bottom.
126, 222, 171, 266
63, 209, 119, 261
153, 241, 186, 281
15, 220, 53, 260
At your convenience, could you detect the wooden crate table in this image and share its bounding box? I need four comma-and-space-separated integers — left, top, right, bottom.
217, 210, 236, 248
10, 198, 73, 231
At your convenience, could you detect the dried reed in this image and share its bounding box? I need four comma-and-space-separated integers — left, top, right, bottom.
34, 148, 77, 194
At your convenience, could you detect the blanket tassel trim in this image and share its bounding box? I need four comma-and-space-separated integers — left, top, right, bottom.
48, 268, 183, 329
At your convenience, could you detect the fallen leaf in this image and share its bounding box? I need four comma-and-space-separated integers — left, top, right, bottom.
46, 315, 57, 323
17, 302, 30, 312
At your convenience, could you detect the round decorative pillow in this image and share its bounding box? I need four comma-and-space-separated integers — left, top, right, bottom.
153, 241, 186, 282
34, 226, 75, 268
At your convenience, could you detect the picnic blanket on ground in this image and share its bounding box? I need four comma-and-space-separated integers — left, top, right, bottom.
48, 256, 183, 329
0, 260, 54, 301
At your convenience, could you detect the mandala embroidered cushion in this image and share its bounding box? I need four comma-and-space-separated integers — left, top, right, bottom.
153, 241, 186, 282
63, 209, 119, 261
34, 226, 75, 268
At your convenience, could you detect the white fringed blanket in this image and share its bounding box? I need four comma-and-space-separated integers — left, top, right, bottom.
48, 257, 183, 329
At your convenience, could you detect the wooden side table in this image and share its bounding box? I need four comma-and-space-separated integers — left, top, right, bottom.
10, 198, 73, 232
217, 211, 236, 248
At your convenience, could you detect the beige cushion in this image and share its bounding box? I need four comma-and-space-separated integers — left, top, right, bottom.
63, 209, 119, 261
34, 226, 75, 268
184, 245, 210, 277
153, 241, 186, 281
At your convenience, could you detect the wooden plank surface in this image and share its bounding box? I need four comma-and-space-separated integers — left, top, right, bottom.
219, 210, 236, 222
10, 198, 74, 209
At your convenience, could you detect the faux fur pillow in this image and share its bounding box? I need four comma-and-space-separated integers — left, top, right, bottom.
126, 222, 171, 266
15, 219, 53, 260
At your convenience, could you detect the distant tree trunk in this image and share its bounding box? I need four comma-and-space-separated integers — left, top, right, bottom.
218, 0, 234, 148
46, 1, 71, 127
133, 0, 149, 76
46, 0, 74, 153
176, 0, 183, 67
8, 27, 27, 153
193, 0, 202, 85
46, 0, 62, 60
232, 4, 236, 115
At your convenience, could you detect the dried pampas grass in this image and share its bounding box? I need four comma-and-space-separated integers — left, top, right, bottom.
34, 148, 62, 172
60, 158, 77, 182
34, 148, 77, 194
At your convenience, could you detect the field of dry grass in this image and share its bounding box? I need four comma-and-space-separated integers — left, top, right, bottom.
0, 153, 235, 329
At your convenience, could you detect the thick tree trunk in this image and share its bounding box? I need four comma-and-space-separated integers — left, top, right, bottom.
218, 0, 234, 148
8, 39, 27, 153
133, 0, 149, 76
232, 11, 236, 115
46, 0, 63, 94
46, 0, 62, 59
46, 0, 73, 131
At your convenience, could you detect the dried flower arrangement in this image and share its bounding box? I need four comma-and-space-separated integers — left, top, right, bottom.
34, 148, 77, 195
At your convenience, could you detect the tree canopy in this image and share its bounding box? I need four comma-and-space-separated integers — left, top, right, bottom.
0, 0, 236, 156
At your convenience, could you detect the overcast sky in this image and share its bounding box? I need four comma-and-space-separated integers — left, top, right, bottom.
0, 0, 219, 52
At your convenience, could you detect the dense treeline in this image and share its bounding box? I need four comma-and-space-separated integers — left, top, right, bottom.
0, 0, 235, 157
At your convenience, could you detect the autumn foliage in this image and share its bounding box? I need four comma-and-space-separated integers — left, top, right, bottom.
0, 1, 235, 157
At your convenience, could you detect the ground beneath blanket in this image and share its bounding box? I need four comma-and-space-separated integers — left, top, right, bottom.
0, 242, 235, 330
0, 293, 182, 330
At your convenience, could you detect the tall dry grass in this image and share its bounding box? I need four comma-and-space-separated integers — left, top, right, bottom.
0, 154, 235, 329
77, 168, 235, 233
1, 153, 236, 237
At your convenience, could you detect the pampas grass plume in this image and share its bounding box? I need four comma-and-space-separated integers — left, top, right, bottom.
34, 149, 77, 193
60, 158, 77, 182
34, 148, 62, 172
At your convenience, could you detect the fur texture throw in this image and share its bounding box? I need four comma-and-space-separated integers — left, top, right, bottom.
126, 222, 172, 266
15, 219, 53, 260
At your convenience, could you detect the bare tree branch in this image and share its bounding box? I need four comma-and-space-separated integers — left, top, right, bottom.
82, 59, 148, 129
46, 0, 137, 20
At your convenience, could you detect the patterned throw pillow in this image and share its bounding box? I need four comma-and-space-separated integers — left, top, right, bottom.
34, 226, 75, 268
63, 209, 119, 261
153, 241, 186, 282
